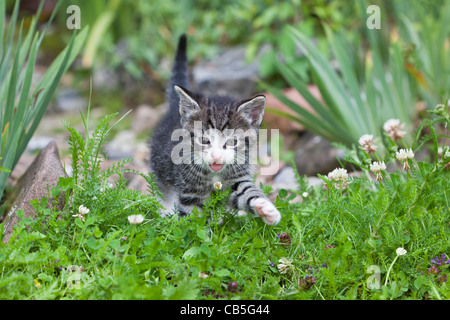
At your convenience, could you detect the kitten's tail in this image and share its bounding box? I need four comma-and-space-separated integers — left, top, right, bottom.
168, 34, 189, 113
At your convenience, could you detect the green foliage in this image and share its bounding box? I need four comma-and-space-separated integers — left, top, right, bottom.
0, 1, 88, 203
55, 0, 354, 86
392, 0, 450, 106
1, 104, 449, 300
62, 105, 162, 230
265, 20, 417, 150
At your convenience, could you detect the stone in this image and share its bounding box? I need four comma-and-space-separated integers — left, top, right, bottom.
272, 166, 299, 191
131, 103, 168, 134
294, 133, 346, 176
26, 136, 55, 152
2, 141, 66, 243
104, 130, 136, 160
54, 88, 87, 113
192, 46, 259, 98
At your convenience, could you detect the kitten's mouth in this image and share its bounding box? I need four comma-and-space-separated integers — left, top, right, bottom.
209, 163, 224, 172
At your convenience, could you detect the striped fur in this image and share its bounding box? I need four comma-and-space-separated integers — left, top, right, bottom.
149, 34, 281, 225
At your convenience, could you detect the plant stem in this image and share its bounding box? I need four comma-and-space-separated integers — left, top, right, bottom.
123, 225, 136, 263
372, 190, 398, 237
75, 223, 88, 264
384, 255, 399, 287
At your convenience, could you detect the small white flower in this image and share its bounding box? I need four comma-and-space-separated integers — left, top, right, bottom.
277, 257, 294, 274
383, 119, 406, 141
72, 213, 85, 222
395, 148, 414, 161
396, 247, 407, 256
214, 181, 222, 190
358, 134, 374, 146
78, 205, 90, 215
370, 161, 386, 172
198, 272, 209, 279
128, 214, 144, 225
73, 205, 90, 222
358, 134, 379, 154
359, 134, 378, 154
327, 168, 348, 182
396, 148, 414, 170
444, 149, 450, 159
370, 161, 386, 181
383, 119, 401, 132
302, 192, 308, 198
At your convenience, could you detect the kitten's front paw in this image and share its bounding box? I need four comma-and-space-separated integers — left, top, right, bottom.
250, 198, 281, 225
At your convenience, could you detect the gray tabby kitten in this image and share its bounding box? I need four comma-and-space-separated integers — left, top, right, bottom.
149, 34, 281, 225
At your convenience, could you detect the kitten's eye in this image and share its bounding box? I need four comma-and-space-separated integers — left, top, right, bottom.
224, 138, 238, 148
197, 136, 210, 146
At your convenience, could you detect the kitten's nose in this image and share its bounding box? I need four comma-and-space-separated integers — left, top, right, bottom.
211, 151, 222, 163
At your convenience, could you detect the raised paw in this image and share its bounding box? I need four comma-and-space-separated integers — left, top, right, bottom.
250, 198, 281, 225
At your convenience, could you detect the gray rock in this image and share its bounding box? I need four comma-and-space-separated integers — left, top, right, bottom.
54, 88, 87, 113
104, 130, 136, 160
272, 166, 299, 191
92, 66, 119, 92
294, 133, 346, 176
192, 46, 259, 98
131, 103, 168, 134
271, 166, 325, 191
2, 141, 66, 243
27, 136, 55, 152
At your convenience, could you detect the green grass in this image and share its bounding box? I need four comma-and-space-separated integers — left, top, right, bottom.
0, 106, 449, 300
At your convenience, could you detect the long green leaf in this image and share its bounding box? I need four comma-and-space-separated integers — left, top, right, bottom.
287, 26, 356, 132
0, 122, 22, 199
17, 27, 89, 165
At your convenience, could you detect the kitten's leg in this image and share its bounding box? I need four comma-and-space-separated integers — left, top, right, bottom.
177, 193, 204, 217
230, 179, 281, 225
160, 189, 178, 217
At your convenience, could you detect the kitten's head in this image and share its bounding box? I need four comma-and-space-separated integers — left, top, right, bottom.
175, 85, 265, 173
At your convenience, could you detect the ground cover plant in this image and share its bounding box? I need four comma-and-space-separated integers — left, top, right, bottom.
0, 101, 449, 300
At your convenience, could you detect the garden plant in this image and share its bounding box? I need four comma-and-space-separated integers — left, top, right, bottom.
0, 0, 449, 302
0, 101, 449, 299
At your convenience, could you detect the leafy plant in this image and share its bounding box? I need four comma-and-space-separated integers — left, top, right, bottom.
62, 101, 162, 229
0, 104, 449, 300
393, 0, 450, 107
0, 1, 88, 205
265, 22, 417, 151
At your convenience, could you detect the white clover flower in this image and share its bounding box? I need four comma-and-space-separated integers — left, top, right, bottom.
395, 148, 414, 161
358, 134, 378, 154
277, 257, 294, 274
302, 192, 308, 198
444, 149, 450, 159
79, 205, 90, 215
383, 119, 401, 132
327, 168, 349, 182
72, 205, 90, 222
396, 247, 407, 256
396, 148, 414, 170
383, 119, 406, 141
128, 214, 144, 225
72, 213, 85, 222
370, 161, 386, 172
198, 272, 209, 279
370, 161, 386, 181
359, 134, 374, 146
214, 181, 223, 190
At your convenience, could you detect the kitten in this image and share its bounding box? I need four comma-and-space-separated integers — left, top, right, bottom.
149, 34, 281, 225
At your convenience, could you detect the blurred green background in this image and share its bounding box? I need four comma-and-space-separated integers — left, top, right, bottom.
8, 0, 449, 107
4, 0, 449, 154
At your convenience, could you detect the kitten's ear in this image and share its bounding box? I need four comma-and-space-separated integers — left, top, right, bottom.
237, 95, 266, 127
174, 85, 200, 117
